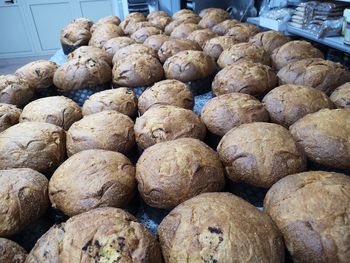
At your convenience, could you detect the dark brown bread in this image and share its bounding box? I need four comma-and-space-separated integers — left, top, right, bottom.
0, 103, 22, 132
89, 24, 124, 48
159, 192, 285, 263
131, 26, 162, 43
158, 39, 201, 63
60, 24, 91, 46
225, 23, 260, 42
186, 28, 218, 48
112, 43, 157, 64
147, 10, 169, 21
90, 16, 121, 33
330, 82, 350, 109
203, 36, 238, 60
170, 23, 202, 39
68, 46, 112, 66
198, 9, 231, 28
217, 122, 307, 188
136, 138, 225, 208
249, 30, 291, 54
149, 16, 172, 31
172, 9, 196, 20
0, 75, 34, 106
121, 16, 147, 35
102, 36, 135, 57
144, 34, 171, 51
164, 16, 200, 35
264, 171, 350, 263
0, 238, 27, 263
212, 19, 240, 35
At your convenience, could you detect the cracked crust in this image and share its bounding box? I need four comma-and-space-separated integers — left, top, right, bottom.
170, 23, 202, 39
263, 84, 334, 127
49, 149, 136, 216
198, 9, 231, 28
0, 103, 22, 132
112, 44, 158, 64
149, 16, 172, 31
271, 40, 324, 70
25, 207, 162, 263
330, 83, 350, 109
158, 192, 285, 263
203, 36, 238, 60
68, 46, 112, 66
225, 23, 260, 43
131, 27, 163, 44
0, 122, 66, 173
164, 16, 200, 35
217, 122, 307, 188
212, 61, 277, 96
201, 93, 269, 136
90, 16, 121, 33
264, 171, 350, 263
0, 238, 27, 263
144, 34, 171, 51
60, 23, 91, 46
66, 110, 135, 156
82, 88, 137, 117
249, 30, 291, 54
0, 168, 48, 237
136, 138, 225, 208
289, 109, 350, 169
212, 19, 240, 35
0, 75, 34, 106
158, 39, 201, 63
147, 11, 169, 21
138, 79, 194, 114
103, 37, 135, 57
135, 105, 206, 149
89, 24, 124, 48
19, 96, 82, 130
186, 29, 218, 48
277, 58, 350, 95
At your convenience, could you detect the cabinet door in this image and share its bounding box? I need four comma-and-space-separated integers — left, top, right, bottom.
78, 0, 114, 21
0, 0, 33, 57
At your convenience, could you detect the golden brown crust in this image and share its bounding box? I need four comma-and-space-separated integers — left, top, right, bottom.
120, 14, 146, 35
67, 46, 112, 66
186, 28, 218, 48
199, 8, 230, 18
89, 24, 124, 48
0, 103, 22, 132
0, 238, 28, 263
135, 105, 206, 149
277, 58, 350, 95
158, 39, 201, 63
138, 79, 194, 114
0, 75, 34, 106
147, 11, 169, 21
264, 171, 350, 263
170, 23, 202, 39
82, 88, 137, 117
144, 34, 171, 51
123, 21, 155, 36
49, 149, 136, 216
90, 16, 121, 33
158, 192, 285, 263
149, 16, 172, 31
198, 11, 231, 28
289, 109, 350, 169
263, 84, 334, 127
201, 93, 269, 136
19, 96, 82, 130
26, 207, 163, 263
15, 60, 58, 90
112, 54, 164, 87
225, 23, 260, 42
172, 9, 196, 20
0, 122, 66, 173
163, 50, 216, 82
164, 17, 201, 35
136, 138, 225, 208
53, 56, 111, 92
0, 168, 48, 237
271, 40, 324, 70
212, 61, 277, 96
330, 82, 350, 109
112, 43, 157, 64
102, 36, 135, 57
217, 42, 270, 68
203, 36, 238, 60
249, 30, 291, 54
212, 19, 240, 35
66, 110, 134, 156
217, 122, 307, 188
131, 26, 163, 43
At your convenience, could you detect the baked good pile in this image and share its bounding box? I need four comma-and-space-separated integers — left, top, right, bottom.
0, 8, 349, 263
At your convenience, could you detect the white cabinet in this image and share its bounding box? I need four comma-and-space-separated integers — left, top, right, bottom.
0, 0, 124, 58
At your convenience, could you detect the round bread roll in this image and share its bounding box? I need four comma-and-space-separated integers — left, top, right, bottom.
212, 61, 277, 96
264, 171, 350, 263
186, 28, 218, 48
0, 122, 66, 173
0, 103, 21, 132
225, 23, 260, 42
136, 138, 225, 208
159, 192, 285, 263
271, 40, 324, 70
0, 168, 48, 237
60, 24, 91, 52
170, 23, 202, 39
26, 207, 162, 262
82, 88, 137, 117
135, 105, 206, 149
53, 56, 111, 92
120, 12, 146, 33
0, 238, 27, 263
69, 17, 93, 29
212, 19, 240, 35
147, 10, 169, 20
277, 58, 350, 95
67, 46, 112, 66
172, 13, 201, 24
15, 60, 58, 90
138, 79, 194, 114
217, 42, 270, 68
0, 75, 34, 106
125, 21, 155, 35
164, 16, 200, 35
149, 16, 172, 31
263, 84, 334, 127
102, 36, 135, 57
66, 110, 134, 156
198, 11, 231, 28
158, 38, 201, 63
88, 24, 124, 48
217, 122, 307, 188
112, 54, 164, 87
201, 93, 269, 136
330, 82, 350, 109
49, 149, 136, 216
203, 35, 238, 60
90, 16, 121, 33
19, 96, 82, 130
289, 109, 350, 169
112, 43, 157, 64
249, 30, 291, 54
131, 26, 162, 43
163, 50, 216, 82
172, 9, 195, 19
144, 34, 171, 51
